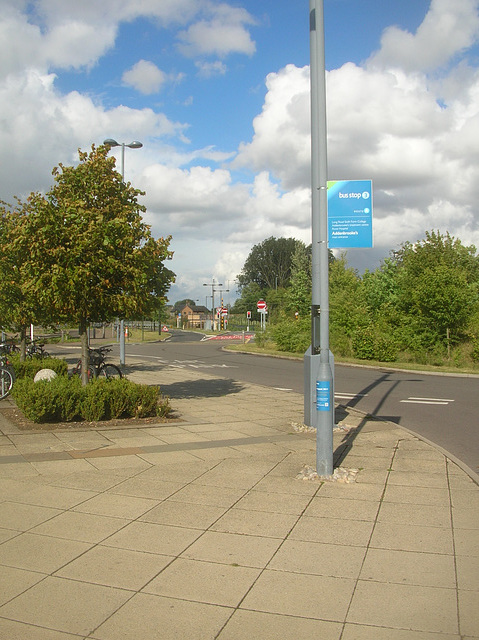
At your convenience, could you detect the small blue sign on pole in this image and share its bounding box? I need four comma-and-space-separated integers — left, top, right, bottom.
316, 380, 331, 412
327, 180, 373, 248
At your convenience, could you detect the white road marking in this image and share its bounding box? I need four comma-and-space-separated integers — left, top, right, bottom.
334, 393, 369, 399
401, 396, 454, 405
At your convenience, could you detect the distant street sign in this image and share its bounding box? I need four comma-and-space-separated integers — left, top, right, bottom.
257, 299, 267, 310
327, 180, 373, 248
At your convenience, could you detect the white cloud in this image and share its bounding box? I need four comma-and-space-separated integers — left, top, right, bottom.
177, 5, 256, 58
122, 60, 167, 95
195, 60, 227, 78
1, 0, 479, 305
369, 0, 479, 72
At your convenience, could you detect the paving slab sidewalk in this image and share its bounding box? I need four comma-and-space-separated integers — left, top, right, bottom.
0, 354, 477, 639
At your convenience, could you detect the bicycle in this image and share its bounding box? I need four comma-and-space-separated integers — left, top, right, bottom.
0, 353, 15, 400
26, 340, 50, 359
70, 346, 122, 380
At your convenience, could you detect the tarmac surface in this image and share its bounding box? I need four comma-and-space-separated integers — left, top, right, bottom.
0, 350, 477, 639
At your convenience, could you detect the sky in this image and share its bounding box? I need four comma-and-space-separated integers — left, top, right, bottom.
1, 0, 479, 307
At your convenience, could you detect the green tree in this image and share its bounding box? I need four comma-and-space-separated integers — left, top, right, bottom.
0, 197, 48, 358
285, 243, 312, 317
11, 146, 175, 383
237, 237, 305, 290
395, 231, 479, 348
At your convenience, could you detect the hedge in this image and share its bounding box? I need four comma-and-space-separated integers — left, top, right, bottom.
12, 375, 170, 423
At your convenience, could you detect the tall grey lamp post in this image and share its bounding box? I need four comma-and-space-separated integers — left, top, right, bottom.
304, 0, 334, 477
203, 280, 223, 331
103, 138, 143, 367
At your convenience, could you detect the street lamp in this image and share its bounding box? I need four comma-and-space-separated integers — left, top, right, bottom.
103, 138, 143, 366
203, 280, 223, 330
103, 139, 143, 180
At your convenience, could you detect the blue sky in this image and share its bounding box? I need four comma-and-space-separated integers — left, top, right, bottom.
1, 0, 478, 306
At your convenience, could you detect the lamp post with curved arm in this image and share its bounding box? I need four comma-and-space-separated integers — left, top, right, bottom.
103, 138, 143, 366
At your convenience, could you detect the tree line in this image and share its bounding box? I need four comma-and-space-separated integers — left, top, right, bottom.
231, 233, 479, 368
0, 146, 175, 383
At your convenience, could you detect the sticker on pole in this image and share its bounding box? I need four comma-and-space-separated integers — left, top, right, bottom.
327, 180, 373, 248
316, 380, 331, 412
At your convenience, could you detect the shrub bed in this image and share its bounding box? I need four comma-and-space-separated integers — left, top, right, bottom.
12, 375, 170, 424
9, 354, 69, 379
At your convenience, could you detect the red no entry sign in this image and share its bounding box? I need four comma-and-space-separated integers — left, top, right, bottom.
257, 299, 267, 310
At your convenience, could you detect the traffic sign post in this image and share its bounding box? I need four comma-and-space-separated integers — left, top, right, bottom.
257, 300, 268, 330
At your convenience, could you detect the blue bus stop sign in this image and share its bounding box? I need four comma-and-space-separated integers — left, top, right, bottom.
327, 180, 373, 248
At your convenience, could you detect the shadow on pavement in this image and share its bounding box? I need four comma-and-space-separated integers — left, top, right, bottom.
158, 378, 245, 399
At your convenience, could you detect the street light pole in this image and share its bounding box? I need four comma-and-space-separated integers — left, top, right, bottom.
304, 0, 334, 477
203, 280, 223, 330
103, 138, 143, 367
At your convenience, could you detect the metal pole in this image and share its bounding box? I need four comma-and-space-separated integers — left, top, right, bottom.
119, 143, 126, 367
308, 0, 333, 476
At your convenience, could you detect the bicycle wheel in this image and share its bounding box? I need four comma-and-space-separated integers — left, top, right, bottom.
70, 363, 96, 381
99, 364, 123, 379
0, 367, 14, 399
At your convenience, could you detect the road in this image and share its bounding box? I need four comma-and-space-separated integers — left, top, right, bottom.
118, 331, 477, 476
51, 330, 478, 476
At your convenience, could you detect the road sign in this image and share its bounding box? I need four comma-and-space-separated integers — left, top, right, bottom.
257, 299, 267, 310
327, 180, 373, 248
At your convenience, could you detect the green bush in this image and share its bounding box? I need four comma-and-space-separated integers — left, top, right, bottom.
12, 375, 170, 423
352, 326, 398, 362
271, 317, 310, 353
9, 355, 68, 380
81, 378, 111, 422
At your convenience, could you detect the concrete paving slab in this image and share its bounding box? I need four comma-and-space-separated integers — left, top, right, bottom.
268, 538, 367, 578
90, 592, 233, 640
72, 492, 158, 519
166, 482, 246, 508
55, 544, 172, 590
102, 520, 203, 556
107, 475, 184, 500
370, 521, 454, 554
217, 610, 342, 640
143, 557, 261, 607
346, 580, 458, 634
0, 501, 62, 531
240, 569, 355, 621
210, 507, 299, 538
458, 589, 479, 636
181, 530, 282, 568
233, 488, 312, 515
0, 565, 47, 606
359, 547, 456, 588
30, 511, 130, 543
0, 619, 81, 639
289, 515, 375, 547
304, 496, 380, 521
341, 625, 461, 639
140, 499, 227, 529
6, 484, 97, 510
0, 532, 92, 573
377, 501, 452, 527
0, 576, 131, 636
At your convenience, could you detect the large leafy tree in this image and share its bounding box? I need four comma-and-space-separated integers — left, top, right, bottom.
12, 145, 175, 383
394, 231, 479, 348
237, 237, 305, 290
0, 197, 48, 357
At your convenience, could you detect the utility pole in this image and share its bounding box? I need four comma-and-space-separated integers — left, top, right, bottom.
304, 0, 334, 476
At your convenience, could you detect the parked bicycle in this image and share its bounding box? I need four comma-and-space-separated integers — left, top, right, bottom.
70, 346, 122, 380
0, 352, 15, 400
26, 340, 50, 359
